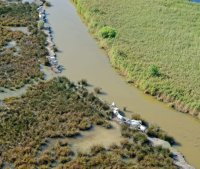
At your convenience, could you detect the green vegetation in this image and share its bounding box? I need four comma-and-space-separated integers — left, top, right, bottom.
147, 125, 175, 145
44, 1, 52, 7
0, 1, 38, 27
72, 0, 200, 118
0, 77, 177, 168
0, 1, 181, 168
63, 138, 176, 169
148, 65, 160, 77
38, 20, 45, 29
78, 78, 88, 86
99, 26, 117, 39
0, 1, 47, 89
94, 87, 102, 94
0, 77, 112, 168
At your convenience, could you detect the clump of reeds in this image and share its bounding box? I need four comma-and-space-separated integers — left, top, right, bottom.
94, 87, 102, 94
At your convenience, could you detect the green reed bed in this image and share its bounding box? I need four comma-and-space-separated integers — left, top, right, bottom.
72, 0, 200, 118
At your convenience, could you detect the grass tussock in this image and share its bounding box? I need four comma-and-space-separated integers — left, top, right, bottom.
147, 125, 175, 145
99, 26, 117, 39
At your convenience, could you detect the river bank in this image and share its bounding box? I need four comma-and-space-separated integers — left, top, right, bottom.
0, 0, 198, 168
1, 77, 180, 169
45, 0, 200, 167
71, 0, 200, 119
111, 105, 194, 169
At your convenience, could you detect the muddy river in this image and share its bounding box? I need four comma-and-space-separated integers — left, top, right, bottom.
45, 0, 200, 167
0, 0, 199, 167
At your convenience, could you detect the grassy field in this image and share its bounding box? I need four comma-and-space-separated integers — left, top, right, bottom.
72, 0, 200, 118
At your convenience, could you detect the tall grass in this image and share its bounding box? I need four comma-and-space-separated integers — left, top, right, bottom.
72, 0, 200, 118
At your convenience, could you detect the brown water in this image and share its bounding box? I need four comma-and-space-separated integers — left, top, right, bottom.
70, 122, 123, 152
44, 122, 123, 154
46, 0, 200, 168
37, 122, 123, 158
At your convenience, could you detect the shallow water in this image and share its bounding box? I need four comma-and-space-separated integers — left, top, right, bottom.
8, 27, 30, 35
70, 122, 123, 152
0, 86, 29, 100
46, 0, 200, 168
4, 41, 16, 48
38, 122, 123, 155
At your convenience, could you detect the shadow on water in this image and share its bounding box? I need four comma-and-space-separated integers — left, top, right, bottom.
85, 83, 93, 87
99, 91, 107, 95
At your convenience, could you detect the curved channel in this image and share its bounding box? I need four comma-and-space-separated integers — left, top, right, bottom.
46, 0, 200, 168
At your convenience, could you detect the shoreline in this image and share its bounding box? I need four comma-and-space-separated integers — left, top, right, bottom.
42, 0, 200, 167
0, 0, 197, 168
111, 105, 194, 169
36, 0, 63, 74
71, 0, 200, 120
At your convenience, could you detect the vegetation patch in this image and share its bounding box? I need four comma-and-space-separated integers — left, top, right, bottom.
0, 77, 177, 168
94, 87, 102, 94
0, 1, 47, 89
148, 65, 160, 77
99, 26, 117, 39
72, 0, 200, 118
147, 125, 175, 145
0, 77, 113, 168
